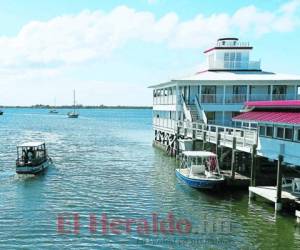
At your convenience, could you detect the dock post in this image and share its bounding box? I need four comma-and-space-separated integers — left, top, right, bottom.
216, 133, 221, 166
275, 154, 284, 211
296, 210, 300, 223
250, 145, 257, 187
231, 137, 236, 179
175, 126, 180, 157
202, 131, 207, 151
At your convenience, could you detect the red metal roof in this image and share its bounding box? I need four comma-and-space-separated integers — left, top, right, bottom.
233, 111, 300, 125
245, 100, 300, 107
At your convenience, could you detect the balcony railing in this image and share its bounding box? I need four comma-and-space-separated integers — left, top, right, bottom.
201, 94, 223, 104
208, 60, 261, 70
248, 94, 270, 101
272, 93, 296, 101
225, 94, 247, 104
153, 95, 177, 105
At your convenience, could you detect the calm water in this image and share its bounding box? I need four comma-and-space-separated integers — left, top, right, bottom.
0, 108, 299, 250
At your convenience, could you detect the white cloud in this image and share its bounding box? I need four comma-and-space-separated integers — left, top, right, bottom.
0, 1, 299, 105
0, 1, 299, 69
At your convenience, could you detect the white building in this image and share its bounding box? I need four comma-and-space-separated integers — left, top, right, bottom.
150, 38, 300, 141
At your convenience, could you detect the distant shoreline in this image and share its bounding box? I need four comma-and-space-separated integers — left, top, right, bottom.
0, 105, 152, 109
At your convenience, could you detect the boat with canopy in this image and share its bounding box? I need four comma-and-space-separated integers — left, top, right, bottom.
176, 151, 224, 189
16, 142, 52, 174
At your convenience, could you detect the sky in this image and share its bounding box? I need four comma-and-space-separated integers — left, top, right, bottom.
0, 0, 300, 106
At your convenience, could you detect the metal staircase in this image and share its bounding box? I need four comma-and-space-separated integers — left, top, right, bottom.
186, 104, 201, 122
181, 94, 207, 124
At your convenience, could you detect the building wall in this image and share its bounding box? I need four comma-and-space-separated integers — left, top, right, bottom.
152, 81, 300, 128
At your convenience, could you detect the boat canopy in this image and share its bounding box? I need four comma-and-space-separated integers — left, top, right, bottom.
182, 151, 216, 158
17, 141, 45, 148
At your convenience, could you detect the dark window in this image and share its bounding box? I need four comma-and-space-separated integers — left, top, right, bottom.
259, 126, 266, 136
285, 128, 293, 140
251, 123, 257, 128
297, 129, 300, 141
266, 126, 273, 137
276, 127, 284, 139
243, 122, 249, 128
235, 122, 242, 128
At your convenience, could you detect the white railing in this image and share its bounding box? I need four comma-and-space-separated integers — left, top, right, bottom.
181, 94, 192, 121
153, 118, 176, 130
216, 41, 250, 47
153, 95, 177, 105
195, 94, 207, 125
177, 121, 257, 151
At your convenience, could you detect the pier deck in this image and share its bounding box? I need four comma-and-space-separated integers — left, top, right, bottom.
249, 186, 300, 204
222, 170, 250, 187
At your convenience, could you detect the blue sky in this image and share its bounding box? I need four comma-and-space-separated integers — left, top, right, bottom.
0, 0, 299, 106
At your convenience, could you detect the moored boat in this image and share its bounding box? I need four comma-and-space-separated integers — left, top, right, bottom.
68, 90, 79, 118
176, 151, 224, 189
49, 109, 58, 114
49, 98, 58, 114
16, 142, 52, 174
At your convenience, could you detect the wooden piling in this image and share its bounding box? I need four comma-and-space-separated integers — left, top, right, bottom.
231, 137, 237, 179
250, 144, 257, 187
275, 154, 284, 211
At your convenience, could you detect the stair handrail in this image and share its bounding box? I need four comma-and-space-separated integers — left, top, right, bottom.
195, 94, 207, 125
180, 94, 192, 121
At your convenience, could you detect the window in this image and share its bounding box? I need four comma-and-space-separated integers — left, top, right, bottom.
243, 122, 249, 128
296, 129, 300, 141
266, 126, 273, 137
251, 123, 258, 129
285, 127, 293, 140
276, 127, 284, 139
259, 126, 266, 136
224, 53, 230, 61
235, 121, 242, 128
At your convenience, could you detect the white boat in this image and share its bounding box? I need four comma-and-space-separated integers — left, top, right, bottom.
176, 151, 224, 189
16, 142, 52, 174
68, 90, 79, 118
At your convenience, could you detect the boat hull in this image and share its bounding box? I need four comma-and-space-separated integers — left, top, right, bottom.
175, 169, 223, 189
16, 158, 52, 174
68, 113, 79, 118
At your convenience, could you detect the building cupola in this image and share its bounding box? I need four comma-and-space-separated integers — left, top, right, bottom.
204, 38, 260, 71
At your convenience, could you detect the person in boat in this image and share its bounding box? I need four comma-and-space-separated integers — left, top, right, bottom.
27, 147, 34, 163
22, 148, 28, 164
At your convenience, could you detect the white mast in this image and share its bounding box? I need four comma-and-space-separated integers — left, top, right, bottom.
73, 89, 76, 112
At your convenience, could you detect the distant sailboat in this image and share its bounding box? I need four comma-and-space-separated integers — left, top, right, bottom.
67, 90, 79, 118
49, 98, 58, 114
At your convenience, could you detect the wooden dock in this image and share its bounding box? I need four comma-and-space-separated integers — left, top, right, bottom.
249, 186, 300, 207
222, 170, 250, 187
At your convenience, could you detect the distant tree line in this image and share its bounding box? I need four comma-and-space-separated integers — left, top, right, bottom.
0, 104, 152, 109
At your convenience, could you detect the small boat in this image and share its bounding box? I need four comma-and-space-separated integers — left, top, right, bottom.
49, 98, 58, 114
16, 141, 52, 174
68, 90, 79, 118
176, 151, 224, 189
0, 110, 3, 115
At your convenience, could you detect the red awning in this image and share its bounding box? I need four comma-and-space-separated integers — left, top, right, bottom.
233, 111, 300, 125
